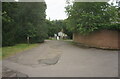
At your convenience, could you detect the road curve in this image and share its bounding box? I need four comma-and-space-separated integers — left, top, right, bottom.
3, 40, 118, 77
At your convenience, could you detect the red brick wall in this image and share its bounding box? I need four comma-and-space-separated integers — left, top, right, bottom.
73, 30, 119, 49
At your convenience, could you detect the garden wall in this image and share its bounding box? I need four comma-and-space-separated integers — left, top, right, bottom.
73, 30, 120, 49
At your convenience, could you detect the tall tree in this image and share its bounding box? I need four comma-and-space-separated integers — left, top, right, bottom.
2, 2, 18, 46
2, 2, 47, 46
65, 2, 119, 35
15, 2, 47, 43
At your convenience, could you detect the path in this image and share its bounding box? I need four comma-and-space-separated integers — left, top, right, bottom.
2, 40, 118, 77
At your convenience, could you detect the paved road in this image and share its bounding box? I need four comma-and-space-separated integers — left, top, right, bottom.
3, 40, 118, 77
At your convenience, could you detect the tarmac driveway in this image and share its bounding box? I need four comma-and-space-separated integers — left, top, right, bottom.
2, 40, 118, 77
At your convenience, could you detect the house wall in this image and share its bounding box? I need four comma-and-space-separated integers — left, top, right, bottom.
73, 30, 120, 49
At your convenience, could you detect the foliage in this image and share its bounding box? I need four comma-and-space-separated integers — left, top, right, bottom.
2, 3, 18, 46
45, 19, 57, 37
2, 2, 47, 46
65, 2, 119, 35
61, 19, 73, 39
0, 2, 2, 47
45, 19, 73, 39
15, 2, 47, 43
97, 23, 120, 30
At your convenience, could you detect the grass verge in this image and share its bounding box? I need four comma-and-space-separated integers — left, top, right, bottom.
1, 43, 39, 59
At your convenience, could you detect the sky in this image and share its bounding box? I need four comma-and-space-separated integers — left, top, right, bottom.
45, 0, 68, 21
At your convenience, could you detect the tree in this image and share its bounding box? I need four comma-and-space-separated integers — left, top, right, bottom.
15, 2, 47, 43
2, 2, 18, 46
2, 2, 47, 46
0, 1, 2, 47
45, 19, 73, 39
65, 2, 119, 35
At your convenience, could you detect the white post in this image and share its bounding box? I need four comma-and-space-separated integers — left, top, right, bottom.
27, 36, 30, 45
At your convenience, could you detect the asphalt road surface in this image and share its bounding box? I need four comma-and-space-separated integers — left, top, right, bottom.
2, 40, 118, 77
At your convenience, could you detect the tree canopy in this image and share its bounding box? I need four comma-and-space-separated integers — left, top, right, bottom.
2, 2, 47, 46
65, 2, 120, 35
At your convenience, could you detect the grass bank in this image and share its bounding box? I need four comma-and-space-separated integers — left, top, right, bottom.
1, 43, 39, 59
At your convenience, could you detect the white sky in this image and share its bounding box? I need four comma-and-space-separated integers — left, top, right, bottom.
45, 0, 68, 20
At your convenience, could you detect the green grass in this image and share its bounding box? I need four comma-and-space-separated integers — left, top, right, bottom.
1, 43, 39, 59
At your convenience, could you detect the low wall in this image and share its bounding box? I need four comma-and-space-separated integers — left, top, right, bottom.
73, 30, 120, 49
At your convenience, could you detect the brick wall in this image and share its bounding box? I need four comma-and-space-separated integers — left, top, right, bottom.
73, 30, 120, 49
